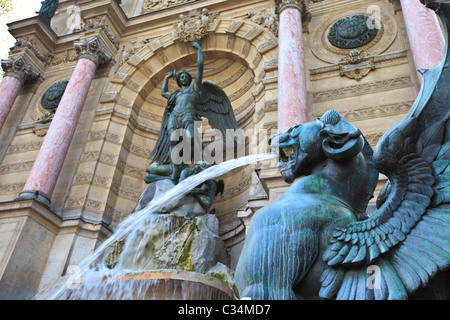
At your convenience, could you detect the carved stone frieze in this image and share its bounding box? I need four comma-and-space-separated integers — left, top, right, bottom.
7, 141, 43, 154
74, 36, 113, 66
312, 76, 413, 103
141, 0, 194, 13
49, 49, 78, 66
313, 100, 415, 122
0, 182, 25, 195
0, 161, 35, 175
174, 8, 218, 43
1, 56, 40, 84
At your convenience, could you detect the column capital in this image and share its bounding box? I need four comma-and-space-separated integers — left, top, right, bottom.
275, 0, 309, 15
74, 36, 113, 67
1, 55, 40, 85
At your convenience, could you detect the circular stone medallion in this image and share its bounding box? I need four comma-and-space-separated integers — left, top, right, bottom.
40, 80, 69, 110
328, 15, 378, 49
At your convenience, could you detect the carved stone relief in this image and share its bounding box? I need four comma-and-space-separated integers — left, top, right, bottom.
338, 49, 376, 81
245, 8, 278, 37
9, 35, 53, 66
32, 110, 56, 137
173, 8, 218, 43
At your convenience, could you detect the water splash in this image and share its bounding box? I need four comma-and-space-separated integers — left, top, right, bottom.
42, 153, 276, 300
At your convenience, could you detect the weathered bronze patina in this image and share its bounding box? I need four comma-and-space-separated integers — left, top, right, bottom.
236, 2, 450, 300
148, 40, 239, 183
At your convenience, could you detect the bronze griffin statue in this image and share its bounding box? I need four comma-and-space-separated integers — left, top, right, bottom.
235, 2, 450, 300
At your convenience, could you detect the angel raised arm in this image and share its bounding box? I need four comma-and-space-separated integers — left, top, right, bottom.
148, 40, 239, 183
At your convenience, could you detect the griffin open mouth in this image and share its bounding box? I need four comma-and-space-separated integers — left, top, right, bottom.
280, 146, 295, 163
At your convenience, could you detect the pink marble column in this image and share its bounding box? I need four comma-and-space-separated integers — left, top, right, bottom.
277, 1, 308, 133
400, 0, 445, 82
18, 37, 112, 205
0, 56, 39, 131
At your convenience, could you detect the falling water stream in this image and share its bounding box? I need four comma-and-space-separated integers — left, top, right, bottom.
41, 153, 277, 300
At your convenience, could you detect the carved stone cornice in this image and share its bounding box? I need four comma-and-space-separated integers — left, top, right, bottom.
1, 55, 40, 84
74, 36, 113, 67
275, 0, 309, 16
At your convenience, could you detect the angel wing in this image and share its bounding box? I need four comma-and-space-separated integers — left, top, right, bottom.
148, 90, 180, 164
320, 2, 450, 300
196, 80, 240, 140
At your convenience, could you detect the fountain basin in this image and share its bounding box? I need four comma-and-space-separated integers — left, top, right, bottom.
68, 269, 238, 300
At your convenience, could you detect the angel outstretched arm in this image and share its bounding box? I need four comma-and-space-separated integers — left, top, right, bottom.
192, 40, 204, 91
161, 70, 175, 99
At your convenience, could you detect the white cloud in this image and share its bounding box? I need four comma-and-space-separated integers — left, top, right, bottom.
0, 0, 43, 61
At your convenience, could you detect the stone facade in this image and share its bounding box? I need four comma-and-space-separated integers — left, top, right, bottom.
0, 0, 443, 299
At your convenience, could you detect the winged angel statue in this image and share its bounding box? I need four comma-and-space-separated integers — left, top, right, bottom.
235, 2, 450, 300
147, 40, 239, 183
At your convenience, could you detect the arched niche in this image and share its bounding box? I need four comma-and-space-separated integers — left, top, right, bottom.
98, 19, 278, 258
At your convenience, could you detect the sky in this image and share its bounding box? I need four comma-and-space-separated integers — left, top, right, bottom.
0, 0, 43, 61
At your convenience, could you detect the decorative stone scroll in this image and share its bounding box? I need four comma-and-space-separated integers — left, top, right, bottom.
338, 49, 376, 81
74, 36, 113, 66
32, 110, 55, 137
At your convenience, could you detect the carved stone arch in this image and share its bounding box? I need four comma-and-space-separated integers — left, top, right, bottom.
97, 20, 278, 250
101, 18, 278, 136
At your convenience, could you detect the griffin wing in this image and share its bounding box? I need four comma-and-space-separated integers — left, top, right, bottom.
148, 90, 180, 164
319, 2, 450, 300
196, 80, 239, 140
